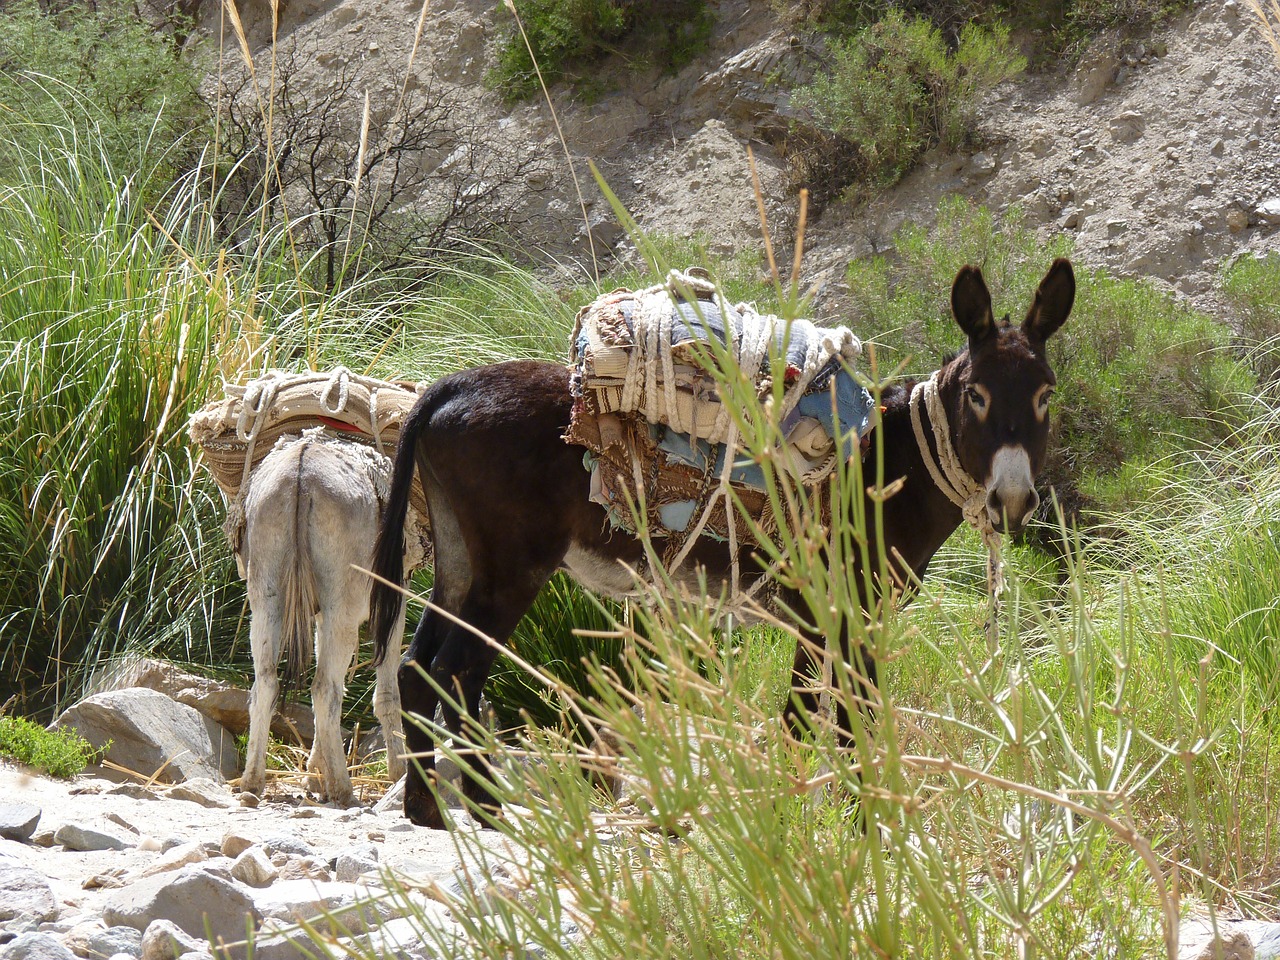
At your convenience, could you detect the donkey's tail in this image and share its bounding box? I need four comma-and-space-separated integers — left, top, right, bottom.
369, 393, 430, 666
280, 443, 318, 689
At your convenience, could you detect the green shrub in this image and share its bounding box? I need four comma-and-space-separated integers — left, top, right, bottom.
0, 716, 101, 778
780, 0, 1194, 64
1222, 252, 1280, 382
845, 197, 1257, 525
0, 0, 204, 189
490, 0, 714, 101
791, 10, 1023, 197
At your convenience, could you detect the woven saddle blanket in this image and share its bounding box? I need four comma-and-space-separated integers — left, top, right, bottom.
566, 268, 875, 545
188, 367, 431, 567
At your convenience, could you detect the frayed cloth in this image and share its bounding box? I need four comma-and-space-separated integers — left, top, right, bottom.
566, 268, 875, 549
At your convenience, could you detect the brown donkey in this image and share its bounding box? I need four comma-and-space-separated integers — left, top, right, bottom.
369, 259, 1075, 829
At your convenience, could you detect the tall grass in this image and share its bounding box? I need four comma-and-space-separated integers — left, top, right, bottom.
0, 118, 240, 713
0, 106, 448, 714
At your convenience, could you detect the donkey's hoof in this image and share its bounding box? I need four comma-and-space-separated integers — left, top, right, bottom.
405, 794, 448, 830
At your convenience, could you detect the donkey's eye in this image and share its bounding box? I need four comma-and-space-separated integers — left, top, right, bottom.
965, 386, 988, 410
1033, 384, 1054, 421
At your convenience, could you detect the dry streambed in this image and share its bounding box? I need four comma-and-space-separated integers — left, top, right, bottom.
0, 762, 579, 960
0, 709, 1278, 959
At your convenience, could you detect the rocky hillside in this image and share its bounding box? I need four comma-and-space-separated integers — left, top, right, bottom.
197, 0, 1280, 324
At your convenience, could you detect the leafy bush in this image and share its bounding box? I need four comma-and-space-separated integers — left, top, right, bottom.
778, 0, 1195, 63
0, 716, 101, 778
1222, 251, 1280, 382
791, 10, 1024, 198
490, 0, 714, 101
0, 0, 204, 189
844, 197, 1257, 524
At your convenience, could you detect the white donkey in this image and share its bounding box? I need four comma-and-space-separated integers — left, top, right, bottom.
235, 429, 426, 806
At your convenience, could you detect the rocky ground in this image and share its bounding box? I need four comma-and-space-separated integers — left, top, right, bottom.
198, 0, 1280, 326
0, 762, 553, 960
0, 662, 577, 960
0, 658, 1273, 960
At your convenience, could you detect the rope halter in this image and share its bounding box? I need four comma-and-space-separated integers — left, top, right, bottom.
909, 372, 1006, 648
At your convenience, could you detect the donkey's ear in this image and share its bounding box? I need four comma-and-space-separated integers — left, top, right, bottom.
951, 265, 995, 345
1022, 258, 1075, 344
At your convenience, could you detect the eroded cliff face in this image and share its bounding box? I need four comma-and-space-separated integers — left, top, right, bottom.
199, 0, 1280, 318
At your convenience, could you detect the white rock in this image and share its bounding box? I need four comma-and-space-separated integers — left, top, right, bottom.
139, 920, 206, 960
220, 832, 257, 859
0, 933, 78, 960
230, 848, 278, 888
0, 862, 58, 923
260, 835, 315, 859
63, 922, 143, 959
101, 866, 261, 945
1109, 110, 1146, 143
334, 843, 379, 883
51, 689, 239, 785
0, 803, 42, 843
275, 856, 330, 882
1255, 198, 1280, 223
86, 659, 314, 745
138, 841, 207, 878
249, 879, 399, 929
162, 779, 232, 809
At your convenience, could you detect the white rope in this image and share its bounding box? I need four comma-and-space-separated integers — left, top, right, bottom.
320, 366, 351, 414
910, 373, 1005, 648
368, 386, 383, 454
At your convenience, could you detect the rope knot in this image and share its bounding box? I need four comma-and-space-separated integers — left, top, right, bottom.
910, 373, 1006, 646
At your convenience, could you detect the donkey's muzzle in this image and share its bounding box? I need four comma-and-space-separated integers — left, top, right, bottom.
987, 485, 1040, 534
985, 446, 1040, 534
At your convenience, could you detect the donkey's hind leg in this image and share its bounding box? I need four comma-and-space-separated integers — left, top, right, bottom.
426, 573, 557, 825
374, 598, 407, 786
242, 589, 283, 798
400, 608, 451, 828
399, 477, 470, 828
308, 609, 361, 807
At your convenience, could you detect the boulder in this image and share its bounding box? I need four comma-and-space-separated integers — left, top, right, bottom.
51, 689, 239, 784
0, 860, 58, 923
162, 779, 232, 809
138, 920, 207, 960
53, 821, 135, 852
248, 879, 398, 930
101, 865, 261, 945
0, 933, 78, 960
62, 922, 143, 960
230, 848, 277, 888
137, 841, 208, 878
333, 843, 378, 883
0, 803, 41, 843
86, 659, 315, 746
